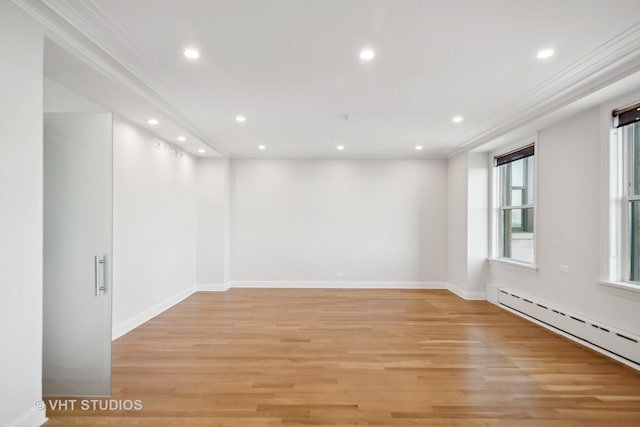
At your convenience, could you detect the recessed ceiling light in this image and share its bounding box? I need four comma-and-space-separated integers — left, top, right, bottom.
337, 145, 345, 151
359, 48, 375, 61
452, 116, 463, 123
415, 145, 423, 150
177, 136, 186, 142
536, 48, 554, 59
184, 48, 200, 60
236, 115, 246, 123
148, 118, 159, 125
198, 149, 206, 153
258, 145, 266, 150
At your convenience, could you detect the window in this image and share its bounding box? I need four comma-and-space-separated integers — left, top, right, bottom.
613, 103, 640, 283
626, 122, 640, 281
493, 144, 536, 264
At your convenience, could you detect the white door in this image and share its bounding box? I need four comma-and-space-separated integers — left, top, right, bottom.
43, 113, 113, 396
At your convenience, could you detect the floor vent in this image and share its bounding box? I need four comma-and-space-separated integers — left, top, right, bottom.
499, 288, 639, 367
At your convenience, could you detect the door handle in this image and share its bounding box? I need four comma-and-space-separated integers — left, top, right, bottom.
95, 255, 106, 297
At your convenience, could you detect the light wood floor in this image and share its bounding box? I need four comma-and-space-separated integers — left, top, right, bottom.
46, 289, 640, 426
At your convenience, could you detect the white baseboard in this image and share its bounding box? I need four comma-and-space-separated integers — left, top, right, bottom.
446, 282, 487, 300
230, 281, 448, 289
110, 281, 485, 342
485, 282, 500, 305
7, 406, 47, 427
197, 283, 231, 292
112, 285, 196, 340
499, 302, 640, 371
229, 281, 488, 302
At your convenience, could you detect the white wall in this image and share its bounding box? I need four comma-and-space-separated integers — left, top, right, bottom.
488, 107, 640, 335
447, 153, 468, 289
0, 2, 46, 426
112, 120, 197, 331
43, 78, 105, 113
447, 152, 489, 299
196, 158, 229, 286
231, 159, 448, 284
467, 152, 489, 294
44, 78, 199, 338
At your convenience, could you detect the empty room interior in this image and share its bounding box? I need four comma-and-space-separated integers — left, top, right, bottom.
3, 0, 640, 426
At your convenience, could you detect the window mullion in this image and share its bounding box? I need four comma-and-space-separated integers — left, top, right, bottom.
500, 204, 535, 210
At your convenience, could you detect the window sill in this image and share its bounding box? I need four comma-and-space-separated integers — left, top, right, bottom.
489, 258, 539, 275
599, 280, 640, 301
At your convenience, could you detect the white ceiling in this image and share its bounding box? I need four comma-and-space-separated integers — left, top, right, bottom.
26, 0, 640, 158
43, 39, 220, 158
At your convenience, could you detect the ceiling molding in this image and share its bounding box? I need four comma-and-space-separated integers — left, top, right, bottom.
446, 21, 640, 157
231, 154, 448, 160
11, 0, 230, 157
48, 0, 171, 83
13, 0, 640, 160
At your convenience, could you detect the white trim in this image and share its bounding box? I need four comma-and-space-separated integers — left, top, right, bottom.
601, 89, 640, 285
489, 137, 538, 265
223, 158, 231, 284
224, 281, 487, 301
110, 282, 486, 344
499, 203, 535, 210
485, 282, 500, 305
599, 280, 640, 301
621, 125, 633, 283
499, 300, 640, 372
230, 154, 448, 160
488, 258, 539, 275
601, 99, 615, 287
446, 22, 640, 156
11, 0, 229, 157
12, 1, 640, 160
112, 285, 195, 340
230, 281, 447, 290
446, 283, 486, 300
197, 283, 230, 292
6, 406, 47, 427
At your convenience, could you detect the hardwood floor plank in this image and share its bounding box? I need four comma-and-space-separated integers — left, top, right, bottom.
45, 289, 640, 426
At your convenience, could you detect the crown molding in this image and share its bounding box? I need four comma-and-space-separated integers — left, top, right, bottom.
230, 153, 448, 160
13, 0, 640, 160
45, 0, 170, 84
11, 0, 230, 157
446, 21, 640, 157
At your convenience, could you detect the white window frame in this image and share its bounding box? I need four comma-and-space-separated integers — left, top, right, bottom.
622, 127, 640, 283
489, 137, 539, 273
600, 92, 640, 299
601, 92, 640, 296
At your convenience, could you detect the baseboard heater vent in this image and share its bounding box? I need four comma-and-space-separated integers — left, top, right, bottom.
499, 288, 640, 367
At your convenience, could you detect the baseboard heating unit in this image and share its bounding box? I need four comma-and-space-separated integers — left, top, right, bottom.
498, 288, 639, 368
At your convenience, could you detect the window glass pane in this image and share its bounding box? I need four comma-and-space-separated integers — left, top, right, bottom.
511, 159, 524, 187
512, 209, 522, 230
526, 156, 535, 204
630, 201, 640, 281
511, 189, 523, 206
500, 156, 534, 206
501, 208, 534, 263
